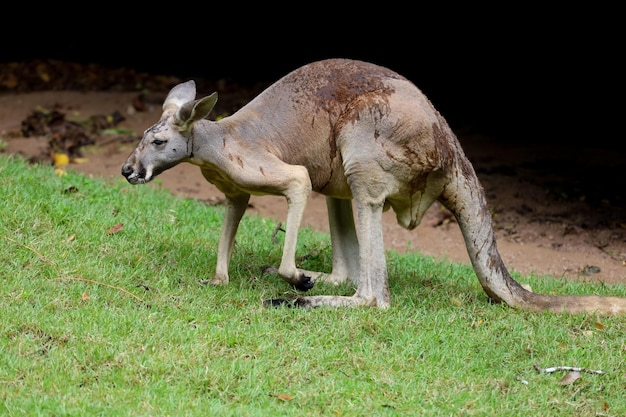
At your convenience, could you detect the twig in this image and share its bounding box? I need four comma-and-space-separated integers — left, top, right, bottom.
534, 364, 605, 375
54, 277, 145, 303
271, 222, 285, 244
516, 376, 529, 385
2, 235, 55, 266
596, 243, 625, 263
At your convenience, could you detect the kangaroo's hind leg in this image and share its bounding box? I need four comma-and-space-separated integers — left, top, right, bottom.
264, 194, 388, 308
265, 167, 391, 308
304, 197, 360, 285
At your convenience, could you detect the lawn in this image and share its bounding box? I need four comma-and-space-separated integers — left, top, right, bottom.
1, 154, 625, 416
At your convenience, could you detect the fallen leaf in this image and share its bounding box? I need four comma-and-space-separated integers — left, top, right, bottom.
276, 393, 293, 401
36, 63, 50, 82
2, 73, 17, 88
582, 265, 601, 275
81, 292, 90, 301
594, 321, 605, 330
559, 371, 581, 385
67, 234, 76, 242
54, 152, 69, 167
107, 223, 124, 234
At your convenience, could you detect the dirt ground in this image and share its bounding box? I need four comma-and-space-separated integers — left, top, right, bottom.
1, 61, 625, 285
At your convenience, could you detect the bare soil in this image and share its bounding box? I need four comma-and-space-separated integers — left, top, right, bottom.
2, 61, 625, 285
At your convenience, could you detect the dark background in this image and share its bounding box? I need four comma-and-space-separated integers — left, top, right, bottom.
1, 6, 623, 148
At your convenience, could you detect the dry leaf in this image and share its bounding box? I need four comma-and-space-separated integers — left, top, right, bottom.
81, 292, 90, 301
594, 321, 605, 330
276, 393, 293, 401
559, 371, 581, 385
66, 234, 76, 242
2, 74, 18, 89
36, 63, 50, 82
107, 223, 124, 234
53, 152, 69, 167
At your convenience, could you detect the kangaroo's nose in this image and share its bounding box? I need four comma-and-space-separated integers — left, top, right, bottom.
121, 164, 134, 178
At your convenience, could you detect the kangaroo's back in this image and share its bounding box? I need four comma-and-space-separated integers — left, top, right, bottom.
234, 59, 458, 198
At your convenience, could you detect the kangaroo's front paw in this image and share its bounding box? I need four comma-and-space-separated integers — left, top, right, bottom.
293, 274, 314, 291
261, 265, 315, 291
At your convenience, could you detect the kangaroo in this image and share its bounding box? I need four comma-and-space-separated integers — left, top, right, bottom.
122, 58, 626, 315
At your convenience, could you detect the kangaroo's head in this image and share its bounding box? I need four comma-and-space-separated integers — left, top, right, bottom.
121, 80, 218, 184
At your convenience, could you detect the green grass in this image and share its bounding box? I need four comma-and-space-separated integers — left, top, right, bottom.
1, 154, 625, 417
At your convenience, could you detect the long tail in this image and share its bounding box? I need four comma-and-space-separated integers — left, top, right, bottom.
440, 155, 626, 316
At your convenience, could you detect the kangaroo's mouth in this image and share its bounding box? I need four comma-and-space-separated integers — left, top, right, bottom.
121, 163, 152, 184
126, 174, 150, 185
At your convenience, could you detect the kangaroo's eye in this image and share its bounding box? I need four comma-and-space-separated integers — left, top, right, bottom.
152, 139, 166, 146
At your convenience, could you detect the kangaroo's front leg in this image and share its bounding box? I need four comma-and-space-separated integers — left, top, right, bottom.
211, 192, 250, 285
276, 165, 315, 291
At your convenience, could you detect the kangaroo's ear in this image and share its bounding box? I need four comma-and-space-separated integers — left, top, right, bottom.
175, 92, 219, 131
163, 80, 197, 113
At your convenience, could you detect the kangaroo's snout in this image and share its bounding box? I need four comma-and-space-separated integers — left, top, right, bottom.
121, 161, 149, 184
121, 164, 134, 179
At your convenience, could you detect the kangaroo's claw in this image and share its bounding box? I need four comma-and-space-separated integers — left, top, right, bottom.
293, 274, 314, 291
